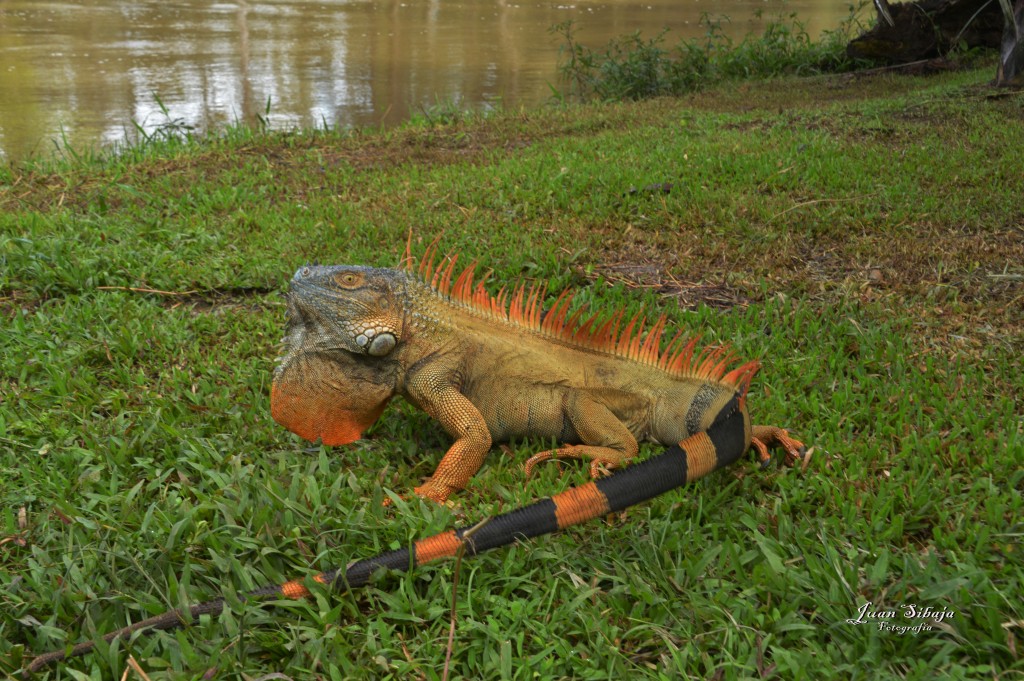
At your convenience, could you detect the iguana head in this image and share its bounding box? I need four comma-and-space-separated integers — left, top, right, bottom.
282, 265, 406, 357
271, 265, 406, 446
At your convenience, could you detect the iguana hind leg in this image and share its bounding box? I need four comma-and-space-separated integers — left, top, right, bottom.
525, 424, 806, 477
750, 425, 806, 468
523, 392, 639, 479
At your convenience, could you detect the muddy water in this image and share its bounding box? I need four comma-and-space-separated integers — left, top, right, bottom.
0, 1, 850, 162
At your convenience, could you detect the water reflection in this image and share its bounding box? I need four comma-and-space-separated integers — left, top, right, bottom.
0, 1, 850, 162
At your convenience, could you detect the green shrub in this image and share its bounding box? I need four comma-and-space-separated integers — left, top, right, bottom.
553, 11, 866, 101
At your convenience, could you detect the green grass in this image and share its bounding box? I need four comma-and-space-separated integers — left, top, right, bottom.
1, 64, 1022, 680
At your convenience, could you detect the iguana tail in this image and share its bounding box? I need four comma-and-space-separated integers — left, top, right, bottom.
26, 393, 790, 674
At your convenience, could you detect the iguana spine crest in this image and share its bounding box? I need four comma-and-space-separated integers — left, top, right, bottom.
409, 244, 758, 392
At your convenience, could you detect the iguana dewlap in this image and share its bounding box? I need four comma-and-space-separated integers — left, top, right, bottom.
271, 249, 802, 504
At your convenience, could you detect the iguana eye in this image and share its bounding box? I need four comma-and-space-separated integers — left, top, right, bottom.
335, 272, 361, 287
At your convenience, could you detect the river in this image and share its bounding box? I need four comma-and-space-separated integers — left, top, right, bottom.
0, 1, 852, 163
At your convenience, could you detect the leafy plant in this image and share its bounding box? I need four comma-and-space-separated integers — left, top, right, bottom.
552, 11, 867, 102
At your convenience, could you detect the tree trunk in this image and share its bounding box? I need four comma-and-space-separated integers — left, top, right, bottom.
996, 0, 1024, 85
847, 0, 1004, 62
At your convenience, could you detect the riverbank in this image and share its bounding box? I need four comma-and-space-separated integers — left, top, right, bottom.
1, 65, 1022, 678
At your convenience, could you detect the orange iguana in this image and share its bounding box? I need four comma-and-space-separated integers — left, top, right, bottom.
271, 245, 804, 504
26, 248, 803, 673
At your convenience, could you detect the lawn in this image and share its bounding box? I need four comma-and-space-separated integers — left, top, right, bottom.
1, 63, 1022, 680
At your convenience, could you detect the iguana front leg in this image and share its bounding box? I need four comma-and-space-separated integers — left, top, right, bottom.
406, 372, 492, 504
523, 391, 639, 478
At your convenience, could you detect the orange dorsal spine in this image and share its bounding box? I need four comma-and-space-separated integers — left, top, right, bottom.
403, 250, 757, 389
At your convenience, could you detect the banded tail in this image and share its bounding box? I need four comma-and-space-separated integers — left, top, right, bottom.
26, 392, 802, 674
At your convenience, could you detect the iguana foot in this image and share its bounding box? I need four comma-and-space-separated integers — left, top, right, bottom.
380, 480, 459, 507
412, 480, 459, 506
750, 426, 806, 469
523, 446, 619, 480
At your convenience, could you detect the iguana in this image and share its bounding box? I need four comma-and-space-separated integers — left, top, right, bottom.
270, 245, 804, 504
25, 248, 804, 673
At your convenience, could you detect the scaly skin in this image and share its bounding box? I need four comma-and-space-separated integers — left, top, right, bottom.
270, 251, 804, 504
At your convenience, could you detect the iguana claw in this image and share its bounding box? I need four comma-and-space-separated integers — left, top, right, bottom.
413, 480, 460, 507
750, 426, 806, 468
523, 447, 617, 480
381, 483, 458, 509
